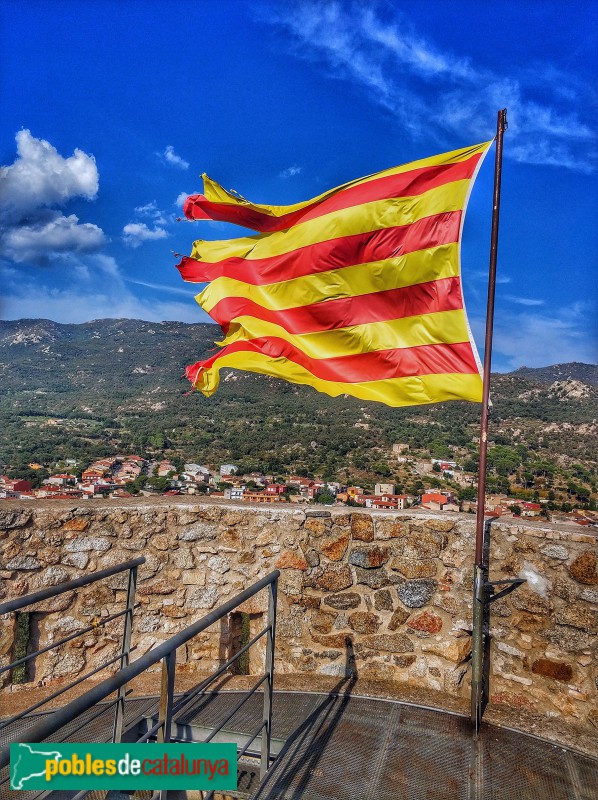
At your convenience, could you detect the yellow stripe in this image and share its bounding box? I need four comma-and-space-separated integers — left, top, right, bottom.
191, 350, 483, 406
190, 180, 470, 263
218, 310, 471, 358
197, 242, 459, 314
200, 141, 491, 219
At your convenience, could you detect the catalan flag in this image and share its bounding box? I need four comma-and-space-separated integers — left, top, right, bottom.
177, 141, 491, 407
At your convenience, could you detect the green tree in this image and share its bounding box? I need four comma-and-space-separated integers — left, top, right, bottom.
313, 490, 336, 505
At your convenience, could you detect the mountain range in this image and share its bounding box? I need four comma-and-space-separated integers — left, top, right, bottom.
0, 319, 596, 486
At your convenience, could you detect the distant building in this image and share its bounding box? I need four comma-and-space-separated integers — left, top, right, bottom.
220, 464, 238, 476
375, 483, 395, 496
421, 491, 459, 512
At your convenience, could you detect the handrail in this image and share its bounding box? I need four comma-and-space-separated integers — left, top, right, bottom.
0, 557, 146, 614
0, 569, 280, 770
0, 558, 143, 746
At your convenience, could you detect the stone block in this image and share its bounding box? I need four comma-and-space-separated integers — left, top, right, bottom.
287, 594, 321, 609
280, 569, 304, 596
186, 586, 219, 609
556, 605, 597, 632
490, 691, 534, 710
580, 588, 598, 603
374, 519, 408, 539
351, 514, 374, 542
237, 592, 269, 614
423, 637, 471, 663
276, 550, 309, 571
305, 564, 353, 592
545, 627, 595, 652
433, 595, 461, 616
65, 537, 111, 553
390, 557, 437, 579
424, 519, 454, 533
312, 632, 354, 649
61, 552, 89, 569
511, 588, 551, 615
348, 612, 381, 634
531, 658, 573, 682
388, 608, 409, 630
178, 524, 216, 541
373, 589, 393, 611
397, 579, 436, 608
362, 633, 414, 653
304, 549, 320, 567
29, 590, 76, 613
206, 555, 230, 574
5, 556, 40, 570
540, 544, 569, 560
320, 532, 350, 562
394, 654, 417, 668
349, 545, 389, 569
324, 592, 362, 610
552, 577, 578, 602
41, 566, 70, 586
319, 662, 354, 677
310, 609, 337, 634
353, 566, 389, 589
304, 517, 328, 537
407, 610, 443, 634
402, 530, 444, 559
138, 580, 175, 596
63, 518, 89, 532
568, 550, 598, 585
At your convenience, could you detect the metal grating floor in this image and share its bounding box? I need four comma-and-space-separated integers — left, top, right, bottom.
2, 691, 596, 799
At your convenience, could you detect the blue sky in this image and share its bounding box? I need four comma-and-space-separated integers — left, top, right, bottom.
0, 0, 596, 371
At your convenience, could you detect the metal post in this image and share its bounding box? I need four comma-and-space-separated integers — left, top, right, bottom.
157, 650, 177, 800
157, 650, 176, 743
260, 576, 277, 779
113, 564, 138, 743
471, 109, 507, 733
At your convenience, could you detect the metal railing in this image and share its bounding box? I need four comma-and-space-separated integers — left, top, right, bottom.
0, 557, 143, 743
0, 568, 280, 800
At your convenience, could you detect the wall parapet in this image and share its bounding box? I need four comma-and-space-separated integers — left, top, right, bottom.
1, 500, 596, 735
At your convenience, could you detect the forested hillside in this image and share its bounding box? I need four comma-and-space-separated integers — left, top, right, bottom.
1, 319, 596, 496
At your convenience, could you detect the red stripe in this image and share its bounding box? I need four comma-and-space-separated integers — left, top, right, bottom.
177, 211, 462, 286
209, 277, 464, 335
183, 153, 482, 231
186, 338, 479, 385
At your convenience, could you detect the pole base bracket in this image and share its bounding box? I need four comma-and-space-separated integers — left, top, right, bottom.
484, 577, 526, 605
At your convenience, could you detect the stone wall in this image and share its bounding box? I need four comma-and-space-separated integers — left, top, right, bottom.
1, 500, 596, 731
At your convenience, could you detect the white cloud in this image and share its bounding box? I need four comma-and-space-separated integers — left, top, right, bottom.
134, 201, 167, 226
279, 165, 302, 178
0, 269, 211, 325
122, 222, 168, 248
124, 278, 196, 297
0, 131, 105, 266
159, 145, 189, 170
504, 295, 545, 307
263, 2, 597, 172
0, 130, 99, 223
473, 303, 597, 371
175, 191, 192, 207
2, 213, 105, 263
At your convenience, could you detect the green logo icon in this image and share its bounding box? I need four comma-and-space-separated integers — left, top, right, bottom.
10, 742, 237, 790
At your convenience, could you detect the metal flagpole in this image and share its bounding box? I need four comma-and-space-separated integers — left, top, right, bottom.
470, 109, 509, 733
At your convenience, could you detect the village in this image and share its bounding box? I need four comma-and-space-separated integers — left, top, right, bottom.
1, 448, 595, 528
